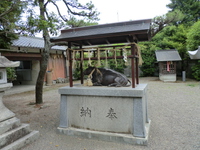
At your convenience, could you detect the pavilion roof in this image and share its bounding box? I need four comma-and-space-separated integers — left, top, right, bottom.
51, 19, 151, 47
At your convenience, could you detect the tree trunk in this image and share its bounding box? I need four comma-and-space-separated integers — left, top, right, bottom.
35, 0, 51, 104
35, 49, 49, 104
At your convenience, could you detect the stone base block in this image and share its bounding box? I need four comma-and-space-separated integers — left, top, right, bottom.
58, 84, 150, 145
58, 120, 151, 145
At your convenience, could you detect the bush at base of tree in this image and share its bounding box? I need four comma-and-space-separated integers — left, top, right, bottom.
191, 60, 200, 81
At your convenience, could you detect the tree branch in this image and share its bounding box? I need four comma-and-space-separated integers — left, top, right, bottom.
51, 1, 68, 21
62, 0, 94, 17
0, 0, 20, 18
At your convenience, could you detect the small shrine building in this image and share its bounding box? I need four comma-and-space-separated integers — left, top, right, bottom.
155, 49, 182, 82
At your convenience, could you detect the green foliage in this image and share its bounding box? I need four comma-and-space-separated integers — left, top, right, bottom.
108, 59, 126, 73
0, 33, 18, 49
187, 20, 200, 50
187, 21, 200, 80
191, 60, 200, 81
167, 0, 200, 24
0, 0, 25, 48
151, 9, 184, 36
73, 66, 81, 80
66, 17, 98, 28
152, 25, 188, 52
139, 42, 158, 76
6, 67, 17, 82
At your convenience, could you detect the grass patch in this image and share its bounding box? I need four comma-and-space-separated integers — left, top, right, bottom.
187, 83, 197, 87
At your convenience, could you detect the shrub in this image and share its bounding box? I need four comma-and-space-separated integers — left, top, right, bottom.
187, 20, 200, 50
191, 60, 200, 81
6, 67, 17, 82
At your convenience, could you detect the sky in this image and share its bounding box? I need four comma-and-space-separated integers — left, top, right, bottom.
83, 0, 171, 24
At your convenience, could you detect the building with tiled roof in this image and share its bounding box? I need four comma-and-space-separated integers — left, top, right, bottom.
1, 36, 67, 85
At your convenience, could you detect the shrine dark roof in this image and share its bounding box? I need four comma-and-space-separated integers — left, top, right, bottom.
12, 36, 66, 50
51, 19, 151, 46
155, 49, 182, 62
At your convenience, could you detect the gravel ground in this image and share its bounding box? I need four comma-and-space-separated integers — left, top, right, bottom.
3, 77, 200, 150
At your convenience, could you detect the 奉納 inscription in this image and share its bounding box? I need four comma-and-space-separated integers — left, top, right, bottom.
80, 107, 91, 117
106, 108, 117, 120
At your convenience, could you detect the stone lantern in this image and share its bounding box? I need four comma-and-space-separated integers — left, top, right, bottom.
0, 55, 39, 150
0, 55, 20, 122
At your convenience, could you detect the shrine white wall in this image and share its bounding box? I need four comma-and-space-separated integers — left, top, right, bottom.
159, 73, 177, 82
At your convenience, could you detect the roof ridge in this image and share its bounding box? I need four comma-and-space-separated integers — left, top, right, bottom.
19, 35, 43, 40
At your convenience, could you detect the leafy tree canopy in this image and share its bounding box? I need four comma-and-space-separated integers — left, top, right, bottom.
152, 25, 188, 53
0, 0, 25, 48
66, 16, 98, 28
151, 9, 184, 36
167, 0, 200, 24
186, 20, 200, 50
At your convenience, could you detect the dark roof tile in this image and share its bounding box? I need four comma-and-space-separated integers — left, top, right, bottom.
155, 49, 182, 62
12, 36, 66, 50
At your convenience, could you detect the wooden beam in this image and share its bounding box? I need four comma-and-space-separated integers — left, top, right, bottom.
86, 40, 92, 45
126, 37, 130, 43
105, 39, 110, 44
73, 55, 138, 61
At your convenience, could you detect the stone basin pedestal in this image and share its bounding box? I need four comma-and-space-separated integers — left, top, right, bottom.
58, 84, 150, 145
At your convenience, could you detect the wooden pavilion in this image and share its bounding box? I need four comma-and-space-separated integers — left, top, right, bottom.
51, 19, 152, 88
53, 19, 152, 145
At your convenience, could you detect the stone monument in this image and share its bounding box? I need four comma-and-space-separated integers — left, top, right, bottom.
58, 84, 150, 145
0, 55, 39, 150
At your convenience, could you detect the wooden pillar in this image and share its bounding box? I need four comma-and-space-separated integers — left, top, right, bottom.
136, 54, 139, 84
80, 45, 84, 84
131, 44, 135, 88
65, 49, 69, 79
68, 42, 73, 87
